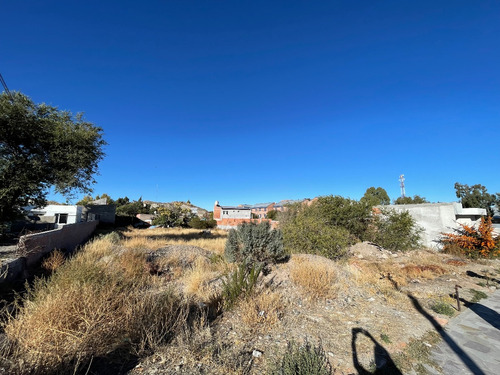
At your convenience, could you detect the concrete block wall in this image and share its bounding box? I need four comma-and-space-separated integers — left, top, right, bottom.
18, 220, 99, 267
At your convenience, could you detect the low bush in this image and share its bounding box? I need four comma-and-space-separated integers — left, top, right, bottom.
430, 300, 454, 317
269, 339, 332, 375
371, 208, 422, 251
221, 262, 262, 309
224, 222, 286, 265
188, 216, 217, 229
441, 216, 500, 258
469, 289, 488, 303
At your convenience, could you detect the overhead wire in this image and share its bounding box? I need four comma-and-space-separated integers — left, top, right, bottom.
0, 72, 14, 101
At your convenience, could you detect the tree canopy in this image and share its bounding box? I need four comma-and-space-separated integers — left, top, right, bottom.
361, 187, 390, 206
394, 195, 429, 205
0, 92, 106, 223
454, 183, 499, 216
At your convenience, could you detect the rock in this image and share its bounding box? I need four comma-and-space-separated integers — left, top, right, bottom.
252, 350, 263, 358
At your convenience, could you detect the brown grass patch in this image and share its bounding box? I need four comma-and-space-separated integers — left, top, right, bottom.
289, 255, 337, 298
122, 227, 228, 254
240, 290, 283, 329
401, 264, 446, 279
1, 236, 188, 374
446, 259, 468, 266
41, 250, 65, 272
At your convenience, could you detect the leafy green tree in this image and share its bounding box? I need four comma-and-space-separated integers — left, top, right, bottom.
116, 198, 150, 217
454, 183, 499, 216
266, 209, 278, 220
361, 187, 390, 206
0, 92, 105, 223
153, 203, 194, 227
394, 195, 429, 205
115, 196, 130, 207
314, 195, 373, 241
76, 193, 114, 206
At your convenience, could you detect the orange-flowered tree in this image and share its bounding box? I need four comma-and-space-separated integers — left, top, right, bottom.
441, 216, 500, 258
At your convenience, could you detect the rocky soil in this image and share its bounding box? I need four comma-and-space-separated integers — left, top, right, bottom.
129, 243, 500, 374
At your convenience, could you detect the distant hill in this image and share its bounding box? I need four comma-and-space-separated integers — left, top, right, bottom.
143, 200, 209, 218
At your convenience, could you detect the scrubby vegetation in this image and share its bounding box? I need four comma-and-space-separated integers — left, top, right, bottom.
280, 195, 422, 259
1, 234, 188, 374
224, 221, 287, 265
269, 340, 332, 375
371, 208, 423, 251
1, 211, 497, 374
442, 216, 500, 258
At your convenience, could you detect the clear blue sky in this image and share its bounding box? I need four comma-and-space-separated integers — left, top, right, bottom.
2, 1, 499, 210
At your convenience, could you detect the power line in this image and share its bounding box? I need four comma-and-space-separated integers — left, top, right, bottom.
0, 72, 14, 100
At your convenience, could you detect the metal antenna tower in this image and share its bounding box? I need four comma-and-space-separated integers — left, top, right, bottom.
0, 72, 14, 100
399, 174, 406, 198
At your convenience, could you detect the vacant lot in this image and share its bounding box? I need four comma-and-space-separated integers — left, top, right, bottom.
1, 227, 499, 374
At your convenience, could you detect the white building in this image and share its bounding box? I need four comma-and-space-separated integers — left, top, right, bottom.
29, 205, 84, 226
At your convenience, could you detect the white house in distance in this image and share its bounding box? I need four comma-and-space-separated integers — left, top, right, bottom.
29, 205, 84, 226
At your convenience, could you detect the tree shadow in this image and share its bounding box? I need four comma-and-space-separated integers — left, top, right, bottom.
466, 301, 500, 331
466, 270, 500, 285
351, 327, 402, 375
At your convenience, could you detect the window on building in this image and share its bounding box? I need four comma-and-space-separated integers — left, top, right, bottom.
57, 213, 68, 224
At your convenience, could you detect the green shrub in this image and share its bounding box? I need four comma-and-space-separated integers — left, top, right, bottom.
269, 340, 332, 375
221, 263, 262, 309
188, 216, 217, 229
469, 289, 488, 303
371, 208, 422, 251
282, 214, 353, 260
224, 222, 286, 264
430, 300, 455, 317
280, 203, 354, 260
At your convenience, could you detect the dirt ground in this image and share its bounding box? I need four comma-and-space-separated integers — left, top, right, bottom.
129, 242, 500, 375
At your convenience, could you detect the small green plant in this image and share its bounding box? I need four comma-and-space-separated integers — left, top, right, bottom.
477, 282, 486, 287
221, 263, 262, 309
380, 333, 391, 344
269, 339, 332, 375
430, 300, 455, 317
469, 289, 488, 303
224, 222, 286, 265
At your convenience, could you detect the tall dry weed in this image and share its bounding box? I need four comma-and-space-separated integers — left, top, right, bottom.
289, 256, 337, 298
240, 290, 283, 328
1, 236, 187, 374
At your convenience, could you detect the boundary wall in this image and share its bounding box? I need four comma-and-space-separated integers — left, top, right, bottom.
1, 220, 98, 282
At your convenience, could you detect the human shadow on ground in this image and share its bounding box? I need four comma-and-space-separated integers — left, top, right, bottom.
351, 327, 402, 375
407, 294, 487, 375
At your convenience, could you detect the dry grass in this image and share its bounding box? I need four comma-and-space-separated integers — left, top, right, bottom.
289, 255, 337, 298
183, 257, 220, 300
121, 227, 228, 254
41, 250, 65, 272
1, 236, 188, 374
240, 290, 284, 328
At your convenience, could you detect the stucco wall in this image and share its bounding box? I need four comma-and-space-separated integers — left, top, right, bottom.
18, 220, 99, 267
382, 203, 486, 249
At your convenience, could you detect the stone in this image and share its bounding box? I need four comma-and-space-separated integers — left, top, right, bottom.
252, 350, 263, 358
